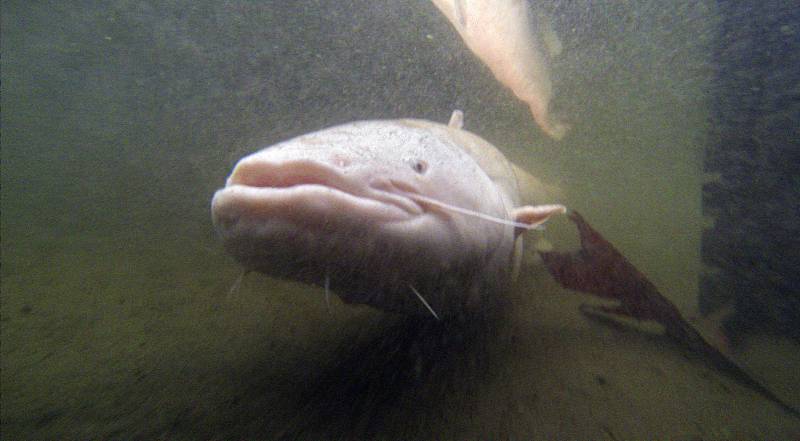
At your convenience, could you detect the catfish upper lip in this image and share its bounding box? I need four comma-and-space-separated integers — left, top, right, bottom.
225, 158, 423, 216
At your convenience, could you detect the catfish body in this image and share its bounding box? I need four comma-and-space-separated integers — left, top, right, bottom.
211, 112, 564, 319
430, 0, 568, 139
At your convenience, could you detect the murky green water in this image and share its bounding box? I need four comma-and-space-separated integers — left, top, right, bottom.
2, 1, 798, 439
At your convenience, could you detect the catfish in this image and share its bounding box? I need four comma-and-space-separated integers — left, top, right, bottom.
430, 0, 569, 139
211, 111, 564, 320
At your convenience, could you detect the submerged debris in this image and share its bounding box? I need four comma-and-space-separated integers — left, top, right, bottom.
538, 210, 800, 419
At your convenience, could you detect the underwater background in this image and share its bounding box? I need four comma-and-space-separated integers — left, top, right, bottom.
2, 0, 798, 438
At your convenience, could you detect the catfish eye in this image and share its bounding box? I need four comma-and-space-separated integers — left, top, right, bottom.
411, 159, 428, 174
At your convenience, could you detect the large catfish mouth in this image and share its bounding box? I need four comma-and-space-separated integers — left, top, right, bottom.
211, 158, 423, 234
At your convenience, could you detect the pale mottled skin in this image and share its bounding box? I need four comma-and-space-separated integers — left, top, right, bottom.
430, 0, 568, 139
211, 112, 564, 319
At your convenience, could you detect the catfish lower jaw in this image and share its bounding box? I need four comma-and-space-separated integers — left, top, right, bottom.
211, 182, 422, 239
